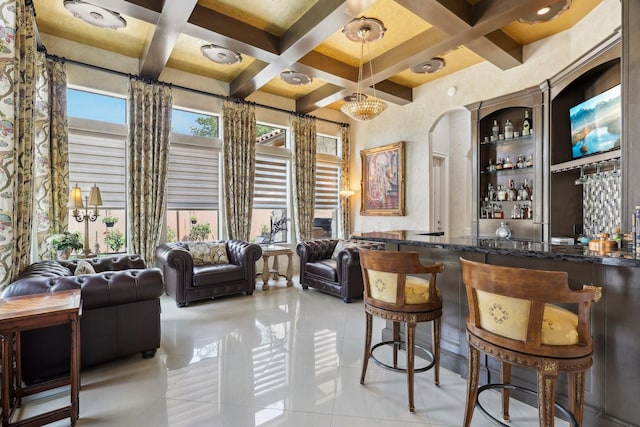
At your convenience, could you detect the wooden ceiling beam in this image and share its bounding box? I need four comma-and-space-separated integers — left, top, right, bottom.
185, 4, 280, 58
395, 0, 555, 70
138, 0, 198, 79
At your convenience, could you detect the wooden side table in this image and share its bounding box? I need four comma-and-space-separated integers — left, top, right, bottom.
0, 289, 82, 427
258, 245, 293, 290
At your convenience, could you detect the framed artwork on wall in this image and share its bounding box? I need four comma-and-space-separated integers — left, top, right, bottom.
360, 141, 405, 216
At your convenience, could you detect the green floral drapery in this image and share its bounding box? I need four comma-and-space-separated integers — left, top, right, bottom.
0, 0, 38, 287
222, 99, 256, 241
34, 54, 69, 260
127, 79, 172, 265
291, 115, 317, 241
339, 125, 351, 238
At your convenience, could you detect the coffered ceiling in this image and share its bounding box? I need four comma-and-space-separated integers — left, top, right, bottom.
33, 0, 602, 114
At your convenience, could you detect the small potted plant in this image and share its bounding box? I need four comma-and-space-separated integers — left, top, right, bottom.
48, 231, 83, 259
190, 223, 211, 241
190, 215, 198, 225
102, 215, 118, 228
103, 229, 125, 252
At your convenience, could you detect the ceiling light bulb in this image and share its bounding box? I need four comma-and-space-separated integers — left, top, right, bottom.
537, 7, 551, 15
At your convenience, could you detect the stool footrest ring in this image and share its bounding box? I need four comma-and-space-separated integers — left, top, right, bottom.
370, 340, 435, 373
476, 383, 578, 427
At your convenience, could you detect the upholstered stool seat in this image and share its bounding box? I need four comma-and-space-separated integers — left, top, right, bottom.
460, 258, 602, 427
359, 248, 445, 412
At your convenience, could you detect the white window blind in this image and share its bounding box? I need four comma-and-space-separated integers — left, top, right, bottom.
315, 161, 340, 209
167, 141, 219, 209
253, 155, 288, 209
68, 131, 126, 209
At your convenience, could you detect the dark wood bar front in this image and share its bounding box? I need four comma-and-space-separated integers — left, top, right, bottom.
353, 231, 639, 427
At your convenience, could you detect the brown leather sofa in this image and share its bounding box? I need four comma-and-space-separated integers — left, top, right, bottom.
155, 240, 262, 307
296, 239, 386, 303
2, 255, 164, 385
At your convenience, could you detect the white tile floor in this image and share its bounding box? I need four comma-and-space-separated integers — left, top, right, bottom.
14, 280, 568, 426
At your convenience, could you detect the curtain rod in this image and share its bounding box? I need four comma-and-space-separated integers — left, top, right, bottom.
46, 53, 349, 128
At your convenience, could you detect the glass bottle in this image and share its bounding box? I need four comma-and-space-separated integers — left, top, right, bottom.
504, 119, 514, 139
522, 110, 532, 135
525, 153, 534, 167
488, 183, 496, 201
518, 182, 529, 201
507, 179, 518, 201
497, 185, 506, 201
511, 204, 521, 219
493, 204, 504, 219
492, 119, 500, 138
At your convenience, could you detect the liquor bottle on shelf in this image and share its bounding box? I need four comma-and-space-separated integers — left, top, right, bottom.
525, 153, 534, 167
491, 120, 500, 141
507, 180, 518, 202
504, 119, 514, 139
518, 182, 529, 201
522, 110, 532, 135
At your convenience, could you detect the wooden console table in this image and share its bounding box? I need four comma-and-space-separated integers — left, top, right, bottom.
0, 289, 82, 426
258, 245, 293, 290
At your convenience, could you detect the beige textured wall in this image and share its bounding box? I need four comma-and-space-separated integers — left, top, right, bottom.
349, 0, 621, 237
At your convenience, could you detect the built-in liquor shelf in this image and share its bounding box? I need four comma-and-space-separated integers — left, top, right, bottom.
468, 86, 544, 241
479, 133, 534, 146
480, 165, 534, 175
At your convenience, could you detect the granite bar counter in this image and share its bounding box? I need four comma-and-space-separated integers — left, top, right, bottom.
352, 230, 640, 267
352, 230, 639, 427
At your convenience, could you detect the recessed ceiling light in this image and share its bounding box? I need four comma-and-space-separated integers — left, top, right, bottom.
63, 0, 127, 29
411, 58, 445, 74
280, 70, 312, 85
201, 44, 242, 65
519, 0, 571, 24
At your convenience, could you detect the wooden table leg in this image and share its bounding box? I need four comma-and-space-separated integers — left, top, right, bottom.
285, 252, 293, 286
272, 256, 280, 280
262, 255, 270, 290
2, 333, 12, 427
70, 315, 80, 425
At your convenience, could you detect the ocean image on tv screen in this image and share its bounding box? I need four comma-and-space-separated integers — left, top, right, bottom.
569, 84, 621, 159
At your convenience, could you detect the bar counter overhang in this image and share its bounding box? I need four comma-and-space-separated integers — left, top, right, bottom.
352, 230, 639, 427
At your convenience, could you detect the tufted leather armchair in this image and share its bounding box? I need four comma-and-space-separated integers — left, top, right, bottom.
2, 255, 164, 385
155, 240, 262, 307
296, 239, 386, 303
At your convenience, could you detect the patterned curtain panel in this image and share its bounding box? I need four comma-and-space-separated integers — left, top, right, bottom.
222, 99, 255, 241
34, 54, 69, 260
0, 0, 38, 287
127, 79, 172, 265
339, 124, 351, 238
291, 115, 317, 241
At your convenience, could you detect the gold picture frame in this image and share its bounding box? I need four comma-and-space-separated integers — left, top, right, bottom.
360, 141, 405, 216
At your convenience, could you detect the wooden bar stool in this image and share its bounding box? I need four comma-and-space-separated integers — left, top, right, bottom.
459, 258, 602, 427
359, 248, 444, 412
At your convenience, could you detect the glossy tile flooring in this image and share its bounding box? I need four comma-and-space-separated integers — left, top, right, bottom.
16, 281, 567, 426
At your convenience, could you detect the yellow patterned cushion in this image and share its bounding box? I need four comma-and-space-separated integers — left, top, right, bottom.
368, 271, 437, 304
476, 290, 578, 345
188, 242, 229, 266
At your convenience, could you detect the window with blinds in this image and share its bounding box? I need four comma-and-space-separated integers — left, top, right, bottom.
315, 161, 340, 209
68, 129, 127, 209
253, 155, 288, 209
167, 141, 220, 210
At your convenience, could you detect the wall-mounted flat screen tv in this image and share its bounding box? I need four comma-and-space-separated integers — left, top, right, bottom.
569, 84, 621, 159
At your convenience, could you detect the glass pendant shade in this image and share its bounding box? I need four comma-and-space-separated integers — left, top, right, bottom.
340, 94, 387, 121
341, 17, 387, 122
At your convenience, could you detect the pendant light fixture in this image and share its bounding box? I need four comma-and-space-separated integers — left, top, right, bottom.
340, 17, 387, 121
